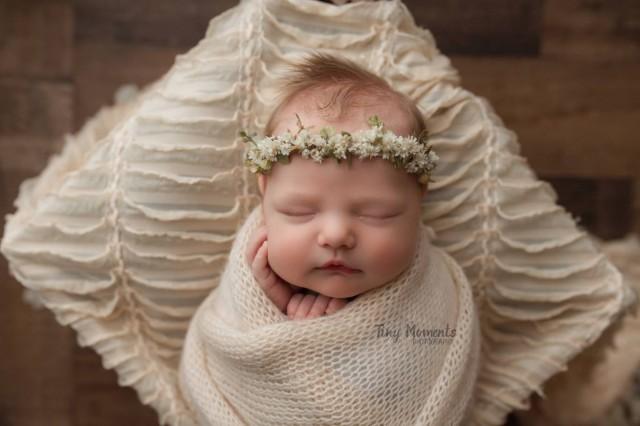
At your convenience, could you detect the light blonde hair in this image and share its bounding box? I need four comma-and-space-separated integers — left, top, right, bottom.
264, 53, 426, 138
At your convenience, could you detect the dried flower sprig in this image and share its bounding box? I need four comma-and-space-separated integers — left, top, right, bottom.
240, 115, 438, 185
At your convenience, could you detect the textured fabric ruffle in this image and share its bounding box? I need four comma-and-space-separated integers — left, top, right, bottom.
0, 0, 631, 424
514, 235, 640, 425
428, 93, 628, 423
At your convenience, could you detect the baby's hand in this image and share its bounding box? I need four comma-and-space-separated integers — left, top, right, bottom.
245, 224, 350, 319
286, 292, 348, 320
245, 224, 293, 314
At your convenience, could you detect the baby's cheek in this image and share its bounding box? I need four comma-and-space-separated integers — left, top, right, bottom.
367, 231, 418, 279
267, 234, 308, 284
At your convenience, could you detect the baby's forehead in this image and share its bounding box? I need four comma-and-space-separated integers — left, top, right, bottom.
267, 155, 421, 197
271, 86, 415, 136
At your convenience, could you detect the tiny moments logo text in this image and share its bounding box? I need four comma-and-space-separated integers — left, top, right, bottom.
374, 322, 456, 345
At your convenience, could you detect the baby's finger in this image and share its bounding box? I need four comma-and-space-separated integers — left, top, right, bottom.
325, 297, 348, 315
245, 226, 268, 265
293, 294, 318, 320
251, 242, 272, 282
246, 228, 267, 265
307, 294, 330, 319
251, 243, 294, 313
287, 293, 304, 319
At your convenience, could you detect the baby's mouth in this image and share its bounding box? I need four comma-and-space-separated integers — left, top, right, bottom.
319, 265, 360, 274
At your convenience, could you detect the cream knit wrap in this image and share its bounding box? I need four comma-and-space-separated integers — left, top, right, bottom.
179, 206, 480, 425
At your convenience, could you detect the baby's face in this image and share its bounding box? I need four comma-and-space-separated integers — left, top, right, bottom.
259, 153, 425, 299
259, 91, 426, 298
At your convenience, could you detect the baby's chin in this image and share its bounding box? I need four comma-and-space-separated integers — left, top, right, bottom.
296, 286, 360, 302
295, 275, 379, 299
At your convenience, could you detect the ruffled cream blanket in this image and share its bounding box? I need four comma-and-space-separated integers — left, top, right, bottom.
179, 206, 480, 425
0, 0, 633, 424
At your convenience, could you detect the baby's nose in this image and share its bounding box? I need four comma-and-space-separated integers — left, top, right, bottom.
317, 216, 356, 249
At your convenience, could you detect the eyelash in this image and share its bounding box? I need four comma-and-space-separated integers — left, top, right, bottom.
359, 214, 398, 221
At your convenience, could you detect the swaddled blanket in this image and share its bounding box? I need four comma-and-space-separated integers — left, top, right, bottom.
178, 206, 480, 425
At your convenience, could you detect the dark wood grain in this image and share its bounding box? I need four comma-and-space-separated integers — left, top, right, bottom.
0, 78, 73, 181
0, 1, 73, 80
0, 78, 73, 139
405, 0, 543, 55
74, 0, 238, 48
543, 0, 640, 60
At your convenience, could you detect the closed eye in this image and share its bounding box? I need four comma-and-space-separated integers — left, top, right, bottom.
281, 211, 315, 217
279, 211, 400, 219
359, 213, 400, 220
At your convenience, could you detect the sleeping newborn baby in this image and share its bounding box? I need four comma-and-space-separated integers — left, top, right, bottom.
179, 53, 480, 425
244, 53, 431, 320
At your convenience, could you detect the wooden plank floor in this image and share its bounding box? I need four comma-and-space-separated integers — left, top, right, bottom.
0, 1, 638, 424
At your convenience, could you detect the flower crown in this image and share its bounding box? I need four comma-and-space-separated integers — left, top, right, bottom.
240, 115, 438, 185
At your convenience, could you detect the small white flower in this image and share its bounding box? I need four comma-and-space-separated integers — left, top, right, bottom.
302, 148, 311, 158
382, 132, 395, 147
